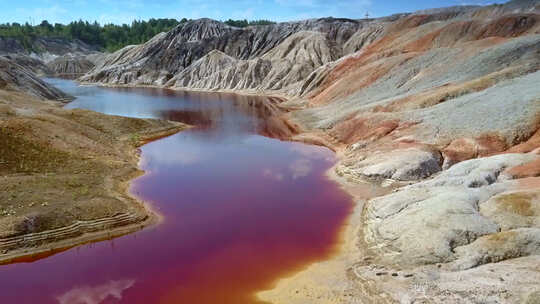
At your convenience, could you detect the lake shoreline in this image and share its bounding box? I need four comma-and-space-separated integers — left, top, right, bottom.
77, 81, 292, 106
0, 89, 188, 264
71, 81, 391, 303
0, 81, 390, 302
256, 135, 396, 303
0, 125, 185, 264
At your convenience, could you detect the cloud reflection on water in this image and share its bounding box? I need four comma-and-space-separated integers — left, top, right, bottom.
290, 144, 334, 161
56, 279, 135, 304
262, 157, 314, 181
262, 168, 285, 181
289, 158, 312, 179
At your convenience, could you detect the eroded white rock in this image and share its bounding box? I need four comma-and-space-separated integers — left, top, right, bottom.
353, 148, 442, 181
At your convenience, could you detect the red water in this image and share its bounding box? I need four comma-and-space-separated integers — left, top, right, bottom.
0, 79, 353, 304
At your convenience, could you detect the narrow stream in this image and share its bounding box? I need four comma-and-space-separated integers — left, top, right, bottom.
0, 79, 353, 304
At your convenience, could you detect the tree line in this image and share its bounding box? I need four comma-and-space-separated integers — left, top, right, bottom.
0, 18, 276, 53
224, 19, 275, 27
0, 19, 182, 52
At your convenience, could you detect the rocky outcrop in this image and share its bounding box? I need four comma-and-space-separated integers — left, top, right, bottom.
31, 37, 98, 58
0, 35, 100, 83
365, 184, 500, 265
81, 17, 363, 87
0, 56, 71, 101
47, 55, 95, 79
0, 37, 25, 54
345, 147, 442, 181
452, 228, 540, 270
0, 36, 97, 56
162, 31, 339, 95
480, 189, 540, 230
418, 153, 538, 188
0, 54, 52, 76
356, 152, 540, 303
358, 151, 540, 300
362, 153, 539, 266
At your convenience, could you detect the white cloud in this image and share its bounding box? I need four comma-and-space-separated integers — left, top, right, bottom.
275, 0, 317, 7
456, 0, 503, 5
15, 5, 68, 24
97, 13, 138, 25
272, 0, 373, 21
231, 7, 255, 20
275, 0, 371, 9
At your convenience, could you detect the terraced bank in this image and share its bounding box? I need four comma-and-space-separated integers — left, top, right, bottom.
0, 88, 186, 262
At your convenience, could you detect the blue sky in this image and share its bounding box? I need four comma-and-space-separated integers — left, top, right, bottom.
1, 0, 508, 25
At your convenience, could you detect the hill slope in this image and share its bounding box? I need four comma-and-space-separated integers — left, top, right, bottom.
0, 56, 72, 101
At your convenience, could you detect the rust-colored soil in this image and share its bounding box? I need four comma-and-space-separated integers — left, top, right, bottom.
331, 117, 399, 145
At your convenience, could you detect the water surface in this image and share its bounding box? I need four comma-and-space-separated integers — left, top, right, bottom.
0, 79, 352, 304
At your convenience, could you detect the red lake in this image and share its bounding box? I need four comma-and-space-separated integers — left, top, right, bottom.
0, 79, 353, 304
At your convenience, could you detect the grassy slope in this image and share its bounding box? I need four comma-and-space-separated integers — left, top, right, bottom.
0, 89, 187, 259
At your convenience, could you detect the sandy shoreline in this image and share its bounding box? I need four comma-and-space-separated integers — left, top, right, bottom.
257, 129, 540, 303
257, 149, 396, 303
77, 81, 292, 104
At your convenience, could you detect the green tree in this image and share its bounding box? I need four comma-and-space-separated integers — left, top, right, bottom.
0, 17, 274, 52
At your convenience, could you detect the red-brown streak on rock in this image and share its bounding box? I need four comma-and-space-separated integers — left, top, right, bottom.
516, 177, 540, 190
388, 15, 437, 31
402, 27, 445, 53
306, 56, 364, 102
476, 133, 508, 156
307, 13, 539, 108
306, 27, 407, 104
476, 14, 539, 39
507, 128, 540, 154
443, 117, 540, 167
258, 115, 300, 140
306, 14, 430, 99
333, 120, 423, 155
392, 121, 421, 134
309, 54, 413, 106
443, 138, 479, 165
419, 15, 538, 49
307, 32, 437, 106
506, 159, 540, 179
376, 121, 422, 149
331, 118, 399, 145
399, 14, 539, 43
442, 133, 508, 166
